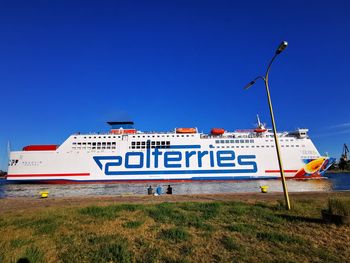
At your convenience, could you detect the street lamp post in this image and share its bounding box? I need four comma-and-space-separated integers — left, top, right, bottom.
244, 41, 291, 210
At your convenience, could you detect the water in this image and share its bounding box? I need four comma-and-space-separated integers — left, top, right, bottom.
1, 173, 349, 199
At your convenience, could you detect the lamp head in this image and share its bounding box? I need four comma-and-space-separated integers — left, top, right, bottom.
275, 41, 288, 55
244, 80, 256, 90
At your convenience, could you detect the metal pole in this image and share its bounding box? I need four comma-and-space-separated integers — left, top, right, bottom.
265, 54, 291, 210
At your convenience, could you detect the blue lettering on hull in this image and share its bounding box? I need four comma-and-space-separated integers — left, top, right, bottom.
93, 145, 258, 176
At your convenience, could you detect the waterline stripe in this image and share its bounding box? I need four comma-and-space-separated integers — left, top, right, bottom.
7, 173, 90, 177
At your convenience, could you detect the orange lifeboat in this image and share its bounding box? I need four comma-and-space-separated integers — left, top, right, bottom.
254, 128, 267, 133
211, 128, 225, 135
176, 128, 197, 134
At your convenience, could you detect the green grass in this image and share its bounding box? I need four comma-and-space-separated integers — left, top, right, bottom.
328, 197, 350, 216
18, 246, 44, 263
159, 227, 190, 243
1, 194, 350, 262
123, 220, 144, 228
256, 231, 306, 245
221, 235, 240, 251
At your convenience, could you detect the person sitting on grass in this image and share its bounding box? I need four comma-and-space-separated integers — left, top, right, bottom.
166, 185, 173, 195
155, 185, 163, 196
147, 185, 154, 195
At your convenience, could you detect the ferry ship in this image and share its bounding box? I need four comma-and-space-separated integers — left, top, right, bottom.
6, 118, 335, 183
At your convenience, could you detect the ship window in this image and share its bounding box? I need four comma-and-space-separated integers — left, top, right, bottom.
245, 140, 249, 143
225, 140, 229, 143
256, 146, 259, 148
230, 140, 234, 143
220, 140, 224, 143
250, 140, 254, 143
235, 140, 239, 143
240, 140, 244, 143
266, 145, 269, 148
215, 140, 219, 143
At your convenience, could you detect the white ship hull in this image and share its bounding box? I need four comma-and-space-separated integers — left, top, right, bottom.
6, 124, 335, 183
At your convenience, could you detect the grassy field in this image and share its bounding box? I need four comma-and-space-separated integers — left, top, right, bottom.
1, 194, 350, 262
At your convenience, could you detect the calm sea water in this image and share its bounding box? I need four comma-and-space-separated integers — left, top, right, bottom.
0, 173, 349, 199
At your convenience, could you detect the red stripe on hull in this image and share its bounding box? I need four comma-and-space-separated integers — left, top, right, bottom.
7, 173, 90, 178
265, 170, 298, 173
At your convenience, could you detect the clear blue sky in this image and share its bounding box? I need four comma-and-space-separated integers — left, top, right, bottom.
1, 0, 349, 170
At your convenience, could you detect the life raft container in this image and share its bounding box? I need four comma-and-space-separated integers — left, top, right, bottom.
211, 128, 225, 135
176, 128, 197, 134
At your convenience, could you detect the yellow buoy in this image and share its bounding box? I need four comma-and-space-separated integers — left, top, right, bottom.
40, 191, 49, 198
260, 186, 269, 193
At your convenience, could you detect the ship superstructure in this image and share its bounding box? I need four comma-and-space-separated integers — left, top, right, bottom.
7, 120, 335, 183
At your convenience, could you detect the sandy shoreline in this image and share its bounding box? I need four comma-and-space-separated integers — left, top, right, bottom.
1, 191, 349, 214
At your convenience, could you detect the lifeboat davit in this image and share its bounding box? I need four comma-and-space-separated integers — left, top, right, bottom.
211, 128, 225, 135
176, 128, 197, 134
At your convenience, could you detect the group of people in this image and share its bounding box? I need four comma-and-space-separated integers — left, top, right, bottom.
147, 185, 172, 195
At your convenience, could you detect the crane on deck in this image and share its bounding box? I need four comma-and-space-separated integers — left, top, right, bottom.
339, 144, 349, 170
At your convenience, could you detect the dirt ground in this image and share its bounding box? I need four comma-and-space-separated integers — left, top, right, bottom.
1, 191, 350, 214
